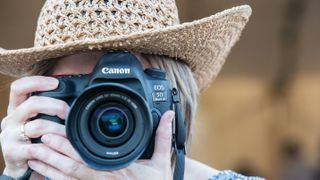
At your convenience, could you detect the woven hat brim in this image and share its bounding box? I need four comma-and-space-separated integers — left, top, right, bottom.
0, 5, 251, 91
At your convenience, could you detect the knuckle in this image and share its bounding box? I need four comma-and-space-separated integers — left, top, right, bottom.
49, 135, 63, 148
55, 137, 65, 149
27, 145, 42, 159
33, 120, 44, 132
53, 123, 64, 134
156, 129, 171, 142
25, 120, 44, 137
26, 146, 35, 157
66, 162, 80, 176
23, 96, 43, 117
1, 121, 6, 132
49, 124, 65, 138
27, 96, 41, 105
22, 98, 36, 113
1, 116, 9, 131
0, 132, 4, 142
0, 131, 8, 143
10, 80, 21, 96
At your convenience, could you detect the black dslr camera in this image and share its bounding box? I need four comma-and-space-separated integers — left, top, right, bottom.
33, 51, 173, 170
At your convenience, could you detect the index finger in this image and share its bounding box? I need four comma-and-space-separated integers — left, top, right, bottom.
8, 76, 59, 114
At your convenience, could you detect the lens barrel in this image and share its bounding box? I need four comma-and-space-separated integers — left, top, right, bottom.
66, 83, 153, 170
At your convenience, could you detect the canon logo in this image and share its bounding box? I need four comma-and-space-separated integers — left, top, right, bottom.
101, 67, 130, 74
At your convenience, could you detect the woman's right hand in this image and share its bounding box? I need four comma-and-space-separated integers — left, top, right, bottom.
0, 76, 69, 178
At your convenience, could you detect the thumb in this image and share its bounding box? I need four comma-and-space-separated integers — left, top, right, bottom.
151, 110, 175, 167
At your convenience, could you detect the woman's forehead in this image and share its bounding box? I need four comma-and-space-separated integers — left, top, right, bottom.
59, 51, 106, 62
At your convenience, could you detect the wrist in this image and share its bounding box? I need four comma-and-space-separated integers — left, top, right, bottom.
3, 167, 27, 179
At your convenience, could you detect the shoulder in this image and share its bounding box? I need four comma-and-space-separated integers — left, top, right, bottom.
184, 157, 220, 180
184, 158, 265, 180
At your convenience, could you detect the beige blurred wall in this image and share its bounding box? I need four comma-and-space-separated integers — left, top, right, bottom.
1, 0, 320, 179
190, 74, 320, 179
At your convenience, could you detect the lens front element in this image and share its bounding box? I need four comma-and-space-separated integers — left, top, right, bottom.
96, 108, 128, 138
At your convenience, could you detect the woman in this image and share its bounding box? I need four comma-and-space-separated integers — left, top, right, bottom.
0, 0, 263, 179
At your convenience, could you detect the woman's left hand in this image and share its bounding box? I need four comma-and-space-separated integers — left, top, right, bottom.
26, 111, 175, 180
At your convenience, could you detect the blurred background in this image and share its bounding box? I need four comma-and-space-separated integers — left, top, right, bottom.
0, 0, 319, 179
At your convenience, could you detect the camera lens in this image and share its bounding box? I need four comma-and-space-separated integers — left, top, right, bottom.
97, 108, 128, 138
66, 84, 153, 171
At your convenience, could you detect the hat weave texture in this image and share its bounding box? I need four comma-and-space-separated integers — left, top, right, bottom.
35, 0, 180, 47
0, 0, 252, 91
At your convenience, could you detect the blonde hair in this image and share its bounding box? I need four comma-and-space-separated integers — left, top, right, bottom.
141, 54, 199, 150
27, 52, 199, 152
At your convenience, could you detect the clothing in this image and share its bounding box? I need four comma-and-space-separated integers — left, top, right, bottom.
1, 170, 264, 180
209, 170, 265, 180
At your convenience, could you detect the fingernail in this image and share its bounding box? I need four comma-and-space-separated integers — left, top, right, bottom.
47, 77, 59, 86
41, 135, 49, 143
28, 160, 37, 168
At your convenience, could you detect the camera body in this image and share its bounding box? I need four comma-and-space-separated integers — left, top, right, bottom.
34, 51, 172, 170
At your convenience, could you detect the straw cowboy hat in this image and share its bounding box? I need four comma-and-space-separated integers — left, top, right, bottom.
0, 0, 252, 91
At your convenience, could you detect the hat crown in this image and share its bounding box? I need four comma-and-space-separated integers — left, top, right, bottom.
34, 0, 180, 47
